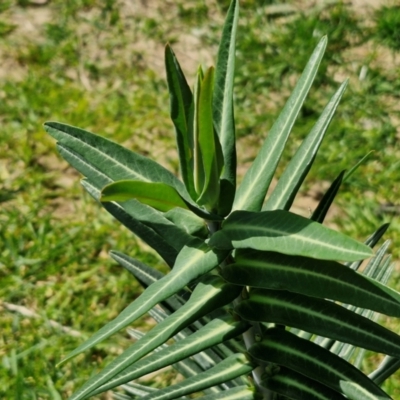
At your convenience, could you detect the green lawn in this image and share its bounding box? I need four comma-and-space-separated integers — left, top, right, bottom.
1, 0, 399, 398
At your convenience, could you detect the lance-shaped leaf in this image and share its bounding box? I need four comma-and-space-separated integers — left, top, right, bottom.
311, 170, 345, 223
44, 122, 191, 201
213, 0, 239, 216
164, 207, 208, 238
69, 277, 241, 400
82, 179, 178, 266
138, 353, 253, 400
233, 36, 327, 212
209, 210, 373, 262
222, 249, 400, 317
57, 143, 193, 263
262, 367, 346, 400
109, 251, 187, 314
196, 67, 223, 210
249, 328, 391, 400
369, 356, 400, 385
88, 316, 249, 396
235, 289, 400, 358
193, 386, 257, 400
101, 180, 190, 212
264, 80, 348, 211
165, 44, 195, 198
58, 239, 229, 367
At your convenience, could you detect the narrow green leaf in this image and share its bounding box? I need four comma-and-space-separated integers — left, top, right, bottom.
88, 316, 249, 396
101, 180, 189, 212
311, 170, 346, 223
44, 122, 191, 202
213, 0, 239, 216
81, 179, 178, 266
109, 251, 186, 315
235, 289, 400, 358
193, 386, 257, 400
233, 36, 327, 212
369, 356, 400, 385
344, 151, 374, 182
165, 44, 195, 198
139, 353, 253, 400
58, 239, 229, 367
249, 328, 391, 400
196, 67, 222, 210
70, 277, 241, 400
264, 80, 348, 211
56, 140, 194, 262
194, 68, 205, 196
209, 210, 373, 262
164, 207, 208, 238
262, 367, 346, 400
222, 249, 400, 317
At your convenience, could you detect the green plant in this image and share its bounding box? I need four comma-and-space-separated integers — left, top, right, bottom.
45, 1, 400, 399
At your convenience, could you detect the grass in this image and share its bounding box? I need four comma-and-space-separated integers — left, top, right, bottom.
0, 0, 399, 398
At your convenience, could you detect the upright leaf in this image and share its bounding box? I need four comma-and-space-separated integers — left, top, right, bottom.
209, 210, 373, 262
213, 0, 239, 216
233, 36, 327, 212
165, 44, 195, 198
264, 80, 348, 211
196, 67, 223, 210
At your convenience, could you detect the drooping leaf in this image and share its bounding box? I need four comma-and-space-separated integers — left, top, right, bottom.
138, 353, 253, 400
192, 386, 257, 400
249, 328, 391, 400
101, 180, 190, 212
222, 248, 400, 317
264, 80, 348, 211
69, 276, 241, 400
262, 367, 346, 400
235, 288, 400, 358
88, 316, 249, 396
233, 36, 327, 212
209, 210, 373, 262
58, 239, 228, 367
165, 44, 195, 198
213, 0, 239, 216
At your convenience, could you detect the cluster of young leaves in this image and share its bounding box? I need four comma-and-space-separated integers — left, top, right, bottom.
45, 1, 400, 399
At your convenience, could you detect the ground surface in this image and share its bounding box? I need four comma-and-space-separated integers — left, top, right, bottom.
1, 0, 400, 398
